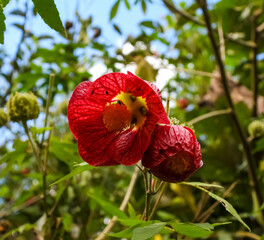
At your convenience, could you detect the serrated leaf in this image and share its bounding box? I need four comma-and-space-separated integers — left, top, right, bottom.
132, 222, 167, 240
169, 222, 213, 238
32, 0, 64, 34
113, 23, 122, 35
87, 192, 128, 219
181, 182, 224, 189
50, 164, 94, 186
188, 184, 250, 231
110, 0, 120, 20
0, 6, 6, 44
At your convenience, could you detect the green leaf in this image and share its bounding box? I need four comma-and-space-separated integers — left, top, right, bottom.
110, 0, 120, 20
141, 0, 147, 13
0, 223, 35, 240
181, 181, 224, 189
118, 219, 144, 227
188, 184, 250, 231
140, 20, 155, 29
109, 222, 157, 238
0, 151, 26, 178
169, 222, 213, 238
87, 192, 128, 219
132, 222, 167, 240
62, 213, 73, 232
32, 0, 64, 34
128, 203, 137, 218
113, 23, 122, 35
50, 164, 94, 186
123, 0, 130, 9
0, 6, 5, 44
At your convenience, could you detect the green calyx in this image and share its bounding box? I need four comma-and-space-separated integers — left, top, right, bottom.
7, 92, 40, 122
248, 120, 264, 138
0, 108, 8, 127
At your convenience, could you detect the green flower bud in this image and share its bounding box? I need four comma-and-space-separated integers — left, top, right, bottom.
248, 120, 264, 138
7, 92, 40, 122
0, 108, 8, 127
58, 100, 68, 116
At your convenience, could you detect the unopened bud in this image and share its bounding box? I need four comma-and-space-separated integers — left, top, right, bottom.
248, 120, 264, 138
0, 108, 8, 127
7, 92, 40, 122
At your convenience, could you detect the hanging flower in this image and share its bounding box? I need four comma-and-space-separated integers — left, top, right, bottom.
142, 124, 202, 183
68, 72, 170, 166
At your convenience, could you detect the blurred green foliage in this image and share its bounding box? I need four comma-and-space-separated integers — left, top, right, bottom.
0, 0, 264, 239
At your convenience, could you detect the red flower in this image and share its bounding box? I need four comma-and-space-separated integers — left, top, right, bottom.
142, 124, 202, 183
68, 72, 170, 166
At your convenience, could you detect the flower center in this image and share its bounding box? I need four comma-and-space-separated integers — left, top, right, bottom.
102, 104, 131, 132
114, 92, 148, 129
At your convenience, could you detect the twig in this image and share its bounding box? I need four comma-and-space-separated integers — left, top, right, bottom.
199, 0, 264, 217
22, 121, 42, 171
234, 231, 261, 240
42, 127, 52, 216
173, 67, 217, 78
192, 191, 210, 222
95, 167, 139, 240
218, 18, 225, 62
41, 73, 55, 147
251, 11, 261, 117
188, 109, 232, 125
162, 0, 256, 49
149, 182, 167, 220
166, 97, 170, 116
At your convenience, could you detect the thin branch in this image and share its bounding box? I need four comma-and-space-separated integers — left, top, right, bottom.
41, 73, 55, 147
22, 121, 42, 171
199, 0, 264, 217
149, 182, 167, 220
162, 0, 205, 26
95, 167, 139, 240
251, 11, 261, 117
42, 127, 52, 216
173, 67, 216, 78
162, 0, 256, 49
188, 109, 232, 125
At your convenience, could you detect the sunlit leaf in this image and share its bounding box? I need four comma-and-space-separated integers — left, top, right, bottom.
132, 222, 167, 240
169, 222, 213, 238
32, 0, 64, 34
50, 164, 94, 186
110, 0, 120, 20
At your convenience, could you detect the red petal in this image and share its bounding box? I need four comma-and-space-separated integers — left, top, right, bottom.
77, 116, 120, 166
68, 81, 93, 139
110, 112, 159, 165
142, 124, 202, 182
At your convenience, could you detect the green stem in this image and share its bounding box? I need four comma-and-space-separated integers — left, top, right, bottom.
200, 0, 263, 217
251, 12, 260, 117
149, 182, 167, 220
41, 73, 55, 146
95, 167, 139, 240
22, 121, 42, 171
188, 109, 232, 125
